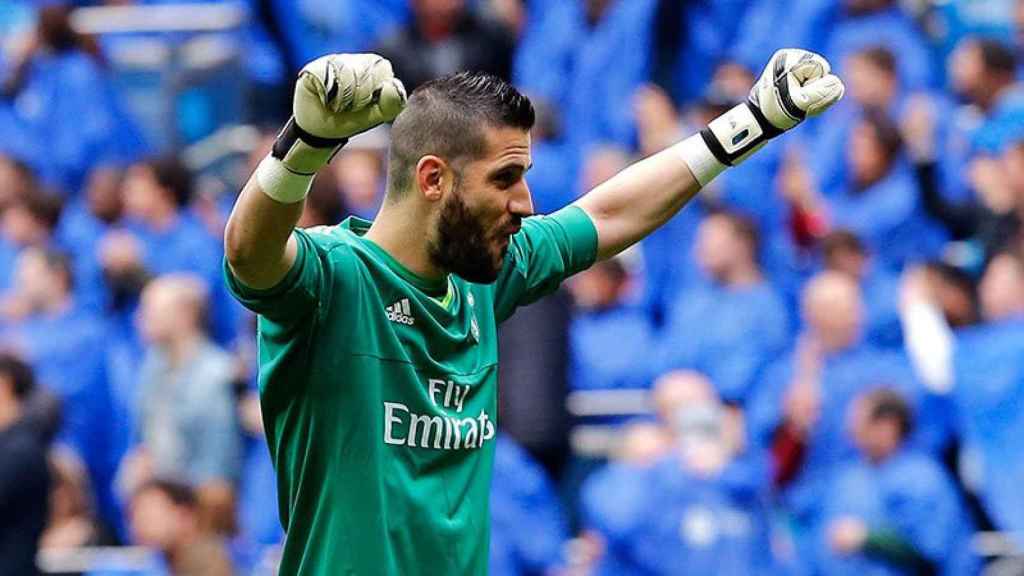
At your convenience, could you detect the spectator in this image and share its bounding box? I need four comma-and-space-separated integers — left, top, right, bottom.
330, 145, 387, 221
942, 37, 1024, 202
819, 389, 978, 575
821, 230, 902, 348
650, 0, 751, 106
102, 156, 235, 344
749, 272, 923, 559
786, 108, 947, 269
903, 102, 1023, 273
0, 247, 116, 527
808, 45, 912, 195
567, 256, 654, 393
376, 0, 515, 92
122, 275, 242, 535
655, 209, 790, 401
40, 448, 112, 552
235, 385, 282, 552
0, 3, 146, 193
514, 0, 657, 155
0, 351, 50, 576
128, 479, 233, 576
490, 434, 568, 576
901, 249, 1024, 541
826, 0, 935, 91
583, 371, 773, 576
0, 185, 62, 294
266, 0, 408, 75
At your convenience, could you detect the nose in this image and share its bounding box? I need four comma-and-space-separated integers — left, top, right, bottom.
508, 180, 534, 218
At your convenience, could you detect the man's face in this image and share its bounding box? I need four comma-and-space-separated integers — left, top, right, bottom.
950, 42, 984, 103
846, 54, 894, 109
428, 127, 533, 283
14, 249, 56, 310
980, 254, 1024, 320
130, 489, 180, 550
122, 165, 164, 222
695, 215, 746, 282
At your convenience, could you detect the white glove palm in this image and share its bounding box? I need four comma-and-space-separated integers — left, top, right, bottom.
276, 53, 407, 174
294, 53, 407, 141
749, 49, 845, 133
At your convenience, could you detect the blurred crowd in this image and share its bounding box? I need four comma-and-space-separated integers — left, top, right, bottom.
2, 0, 1024, 574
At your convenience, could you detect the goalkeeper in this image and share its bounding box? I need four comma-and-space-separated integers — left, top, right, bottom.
224, 51, 843, 575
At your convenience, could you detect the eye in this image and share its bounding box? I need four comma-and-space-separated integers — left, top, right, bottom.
493, 171, 519, 189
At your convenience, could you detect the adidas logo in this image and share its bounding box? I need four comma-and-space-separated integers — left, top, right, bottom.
386, 298, 415, 325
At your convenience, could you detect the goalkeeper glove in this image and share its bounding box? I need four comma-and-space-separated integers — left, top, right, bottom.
678, 49, 845, 186
257, 53, 407, 203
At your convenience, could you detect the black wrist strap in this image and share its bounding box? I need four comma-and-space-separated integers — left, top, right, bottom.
271, 117, 348, 161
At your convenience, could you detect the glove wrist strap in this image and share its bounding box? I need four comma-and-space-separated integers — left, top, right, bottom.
699, 102, 775, 167
271, 116, 348, 175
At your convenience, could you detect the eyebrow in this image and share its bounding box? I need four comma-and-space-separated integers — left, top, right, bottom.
489, 162, 532, 178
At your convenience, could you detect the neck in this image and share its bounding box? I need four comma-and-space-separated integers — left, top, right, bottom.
0, 402, 21, 431
980, 81, 1013, 112
364, 201, 446, 281
167, 522, 202, 568
39, 294, 71, 316
719, 263, 761, 287
165, 332, 203, 367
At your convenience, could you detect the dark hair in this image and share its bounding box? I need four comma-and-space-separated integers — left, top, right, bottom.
865, 388, 913, 440
143, 156, 194, 208
854, 45, 897, 76
925, 260, 977, 298
859, 107, 903, 161
38, 247, 75, 292
13, 189, 64, 232
0, 351, 36, 400
706, 207, 760, 258
822, 230, 866, 261
387, 72, 535, 198
135, 477, 198, 509
974, 38, 1017, 78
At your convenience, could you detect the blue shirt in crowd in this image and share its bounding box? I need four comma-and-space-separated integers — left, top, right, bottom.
818, 450, 978, 576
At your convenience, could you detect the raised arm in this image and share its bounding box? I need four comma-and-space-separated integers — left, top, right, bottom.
575, 49, 844, 260
224, 54, 406, 289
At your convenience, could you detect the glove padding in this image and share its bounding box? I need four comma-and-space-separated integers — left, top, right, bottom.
700, 49, 844, 167
750, 49, 845, 133
274, 53, 407, 174
294, 53, 407, 141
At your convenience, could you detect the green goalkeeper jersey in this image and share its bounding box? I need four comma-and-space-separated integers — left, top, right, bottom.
224, 206, 597, 575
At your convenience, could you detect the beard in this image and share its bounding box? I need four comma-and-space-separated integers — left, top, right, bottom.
427, 182, 508, 284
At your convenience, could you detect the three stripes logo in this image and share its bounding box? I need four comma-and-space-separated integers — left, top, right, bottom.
386, 298, 415, 326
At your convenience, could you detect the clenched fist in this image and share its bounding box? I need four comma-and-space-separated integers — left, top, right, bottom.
277, 53, 407, 175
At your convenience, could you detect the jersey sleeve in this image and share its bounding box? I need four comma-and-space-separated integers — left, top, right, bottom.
493, 205, 598, 323
223, 228, 326, 326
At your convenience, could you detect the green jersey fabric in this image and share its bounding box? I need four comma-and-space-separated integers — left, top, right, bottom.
224, 205, 597, 575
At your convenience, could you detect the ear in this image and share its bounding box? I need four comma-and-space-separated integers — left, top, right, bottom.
415, 156, 449, 202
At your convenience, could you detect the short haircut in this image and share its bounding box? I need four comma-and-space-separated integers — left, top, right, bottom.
147, 273, 210, 331
135, 477, 197, 509
854, 45, 897, 76
143, 156, 194, 207
974, 38, 1017, 78
38, 247, 75, 292
0, 351, 36, 400
12, 189, 64, 232
387, 72, 535, 199
860, 106, 903, 160
706, 207, 760, 257
865, 388, 914, 440
822, 229, 867, 261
